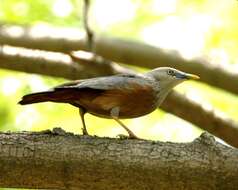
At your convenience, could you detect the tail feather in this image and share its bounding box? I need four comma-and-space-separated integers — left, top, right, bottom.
18, 88, 80, 105
18, 91, 54, 105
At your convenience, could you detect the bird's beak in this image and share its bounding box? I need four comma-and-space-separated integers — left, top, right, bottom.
185, 73, 200, 80
175, 72, 200, 80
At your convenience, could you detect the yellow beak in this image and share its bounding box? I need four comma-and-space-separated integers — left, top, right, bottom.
185, 73, 200, 80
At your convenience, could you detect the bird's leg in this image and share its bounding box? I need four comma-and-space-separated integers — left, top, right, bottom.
111, 107, 140, 139
113, 117, 140, 139
79, 108, 89, 135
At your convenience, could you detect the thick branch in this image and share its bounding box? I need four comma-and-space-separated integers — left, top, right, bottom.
0, 24, 238, 95
0, 46, 238, 147
0, 129, 237, 190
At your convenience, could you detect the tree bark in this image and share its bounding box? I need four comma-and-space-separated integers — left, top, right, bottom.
0, 129, 237, 190
1, 24, 238, 95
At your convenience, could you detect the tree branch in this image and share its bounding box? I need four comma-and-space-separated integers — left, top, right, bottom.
0, 46, 131, 79
1, 46, 238, 147
0, 129, 237, 190
0, 24, 238, 95
83, 0, 94, 52
161, 92, 238, 147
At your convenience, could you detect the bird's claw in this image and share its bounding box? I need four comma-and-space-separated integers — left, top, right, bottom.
116, 134, 140, 140
117, 134, 130, 140
82, 127, 89, 136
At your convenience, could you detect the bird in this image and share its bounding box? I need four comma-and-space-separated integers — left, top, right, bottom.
19, 67, 199, 139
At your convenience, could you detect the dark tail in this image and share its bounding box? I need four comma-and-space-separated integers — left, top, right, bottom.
18, 88, 79, 105
18, 91, 55, 105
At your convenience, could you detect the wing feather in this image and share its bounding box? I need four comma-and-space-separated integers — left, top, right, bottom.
54, 74, 152, 91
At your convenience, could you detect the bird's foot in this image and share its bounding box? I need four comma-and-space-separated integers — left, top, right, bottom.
117, 134, 129, 140
116, 134, 140, 140
82, 127, 89, 136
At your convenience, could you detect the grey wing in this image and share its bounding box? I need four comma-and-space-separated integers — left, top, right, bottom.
54, 74, 150, 91
53, 80, 83, 89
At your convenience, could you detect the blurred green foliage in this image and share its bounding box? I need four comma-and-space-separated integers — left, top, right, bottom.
0, 0, 83, 26
0, 0, 238, 146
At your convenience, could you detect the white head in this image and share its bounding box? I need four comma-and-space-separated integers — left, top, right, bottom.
146, 67, 199, 88
145, 67, 199, 105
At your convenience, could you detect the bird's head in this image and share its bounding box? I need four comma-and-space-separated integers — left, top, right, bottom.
146, 67, 199, 89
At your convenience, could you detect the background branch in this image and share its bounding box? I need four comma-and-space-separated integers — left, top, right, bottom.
161, 92, 238, 147
0, 46, 131, 79
0, 24, 238, 95
83, 0, 94, 52
0, 129, 237, 190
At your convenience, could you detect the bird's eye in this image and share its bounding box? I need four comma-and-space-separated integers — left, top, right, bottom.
167, 70, 175, 75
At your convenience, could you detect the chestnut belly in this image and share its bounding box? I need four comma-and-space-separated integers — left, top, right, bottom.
75, 96, 158, 119
88, 103, 158, 119
72, 86, 159, 119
